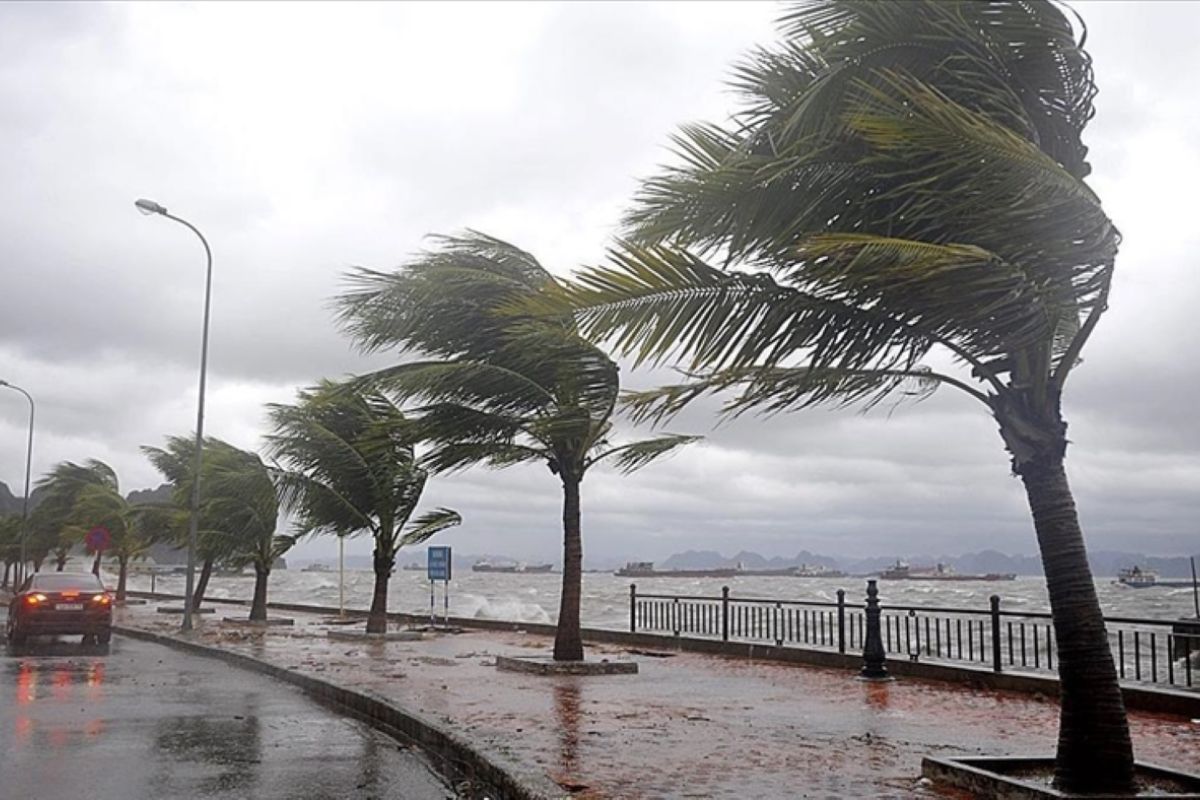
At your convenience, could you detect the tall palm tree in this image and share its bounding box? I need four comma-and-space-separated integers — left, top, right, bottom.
143, 437, 244, 611
33, 460, 171, 600
172, 438, 290, 622
266, 381, 461, 634
335, 233, 698, 661
542, 1, 1131, 791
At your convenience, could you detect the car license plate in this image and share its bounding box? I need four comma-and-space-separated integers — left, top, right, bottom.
56, 603, 84, 611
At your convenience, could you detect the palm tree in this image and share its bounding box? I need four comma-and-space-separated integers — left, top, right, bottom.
544, 0, 1132, 791
266, 381, 461, 634
143, 437, 244, 611
0, 514, 20, 588
33, 460, 172, 600
335, 233, 698, 661
197, 441, 290, 621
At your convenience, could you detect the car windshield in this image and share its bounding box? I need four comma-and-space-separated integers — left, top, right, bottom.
29, 574, 106, 592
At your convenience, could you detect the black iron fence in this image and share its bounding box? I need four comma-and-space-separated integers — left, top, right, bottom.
629, 582, 1200, 692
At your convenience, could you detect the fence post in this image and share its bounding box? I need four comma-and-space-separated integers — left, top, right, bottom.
860, 579, 889, 680
629, 583, 637, 633
990, 594, 1002, 673
837, 589, 846, 654
721, 585, 730, 642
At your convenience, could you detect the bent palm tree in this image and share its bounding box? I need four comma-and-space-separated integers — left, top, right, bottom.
34, 460, 173, 600
544, 1, 1130, 791
266, 381, 461, 634
143, 437, 245, 611
186, 439, 289, 621
335, 232, 697, 661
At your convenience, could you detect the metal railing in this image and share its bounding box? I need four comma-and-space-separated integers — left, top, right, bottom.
629, 583, 1200, 691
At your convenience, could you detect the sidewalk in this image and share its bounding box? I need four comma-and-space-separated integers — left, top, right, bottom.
114, 603, 1200, 799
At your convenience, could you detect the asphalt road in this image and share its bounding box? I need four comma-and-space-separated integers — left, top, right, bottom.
0, 618, 456, 800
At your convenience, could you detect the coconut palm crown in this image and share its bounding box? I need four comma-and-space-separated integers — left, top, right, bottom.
335, 232, 698, 661
539, 1, 1130, 792
266, 380, 461, 634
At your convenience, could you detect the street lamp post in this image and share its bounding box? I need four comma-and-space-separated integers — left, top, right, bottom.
0, 380, 34, 587
135, 198, 212, 632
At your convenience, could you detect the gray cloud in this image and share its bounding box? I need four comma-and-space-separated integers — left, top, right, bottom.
0, 2, 1196, 567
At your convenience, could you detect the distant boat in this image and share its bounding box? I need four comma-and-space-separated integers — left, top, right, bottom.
471, 561, 554, 574
301, 563, 333, 573
879, 560, 1015, 582
1114, 566, 1194, 588
616, 561, 845, 579
615, 561, 739, 578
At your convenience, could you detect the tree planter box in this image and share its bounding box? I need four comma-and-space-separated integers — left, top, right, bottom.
325, 629, 424, 642
494, 655, 638, 675
155, 606, 215, 614
220, 617, 295, 627
922, 756, 1200, 799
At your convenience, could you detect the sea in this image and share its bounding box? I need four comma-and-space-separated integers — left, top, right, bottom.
115, 568, 1200, 628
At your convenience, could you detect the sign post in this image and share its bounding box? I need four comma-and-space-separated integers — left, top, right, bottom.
427, 546, 451, 627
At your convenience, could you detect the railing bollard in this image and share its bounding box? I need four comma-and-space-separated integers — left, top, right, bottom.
837, 589, 846, 654
860, 579, 889, 680
721, 585, 730, 642
990, 594, 1003, 673
629, 583, 637, 633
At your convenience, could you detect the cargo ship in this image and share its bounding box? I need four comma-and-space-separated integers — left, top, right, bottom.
471, 561, 554, 574
878, 561, 1015, 582
615, 561, 845, 578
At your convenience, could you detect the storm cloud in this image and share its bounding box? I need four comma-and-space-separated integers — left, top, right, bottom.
0, 2, 1196, 566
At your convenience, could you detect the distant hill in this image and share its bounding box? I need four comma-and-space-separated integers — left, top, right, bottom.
0, 480, 45, 514
127, 483, 174, 505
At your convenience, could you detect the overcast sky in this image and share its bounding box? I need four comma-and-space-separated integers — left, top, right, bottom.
1, 1, 1196, 565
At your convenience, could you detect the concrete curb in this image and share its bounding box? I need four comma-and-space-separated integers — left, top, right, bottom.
112, 624, 565, 800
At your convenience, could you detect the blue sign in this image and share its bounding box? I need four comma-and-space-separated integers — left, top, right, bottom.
427, 546, 451, 581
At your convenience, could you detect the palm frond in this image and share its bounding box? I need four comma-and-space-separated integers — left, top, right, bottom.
398, 508, 462, 550
590, 434, 702, 474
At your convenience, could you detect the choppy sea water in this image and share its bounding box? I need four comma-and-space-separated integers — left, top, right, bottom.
115, 569, 1200, 628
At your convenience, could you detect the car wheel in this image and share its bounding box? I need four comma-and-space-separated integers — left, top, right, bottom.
9, 626, 26, 646
97, 629, 112, 645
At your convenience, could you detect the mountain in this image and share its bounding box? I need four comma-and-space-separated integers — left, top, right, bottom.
127, 483, 174, 505
0, 480, 45, 514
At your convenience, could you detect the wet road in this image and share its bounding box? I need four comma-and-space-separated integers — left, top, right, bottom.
0, 623, 455, 800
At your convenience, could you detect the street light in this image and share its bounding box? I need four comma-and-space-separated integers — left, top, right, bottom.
135, 198, 212, 632
0, 380, 34, 587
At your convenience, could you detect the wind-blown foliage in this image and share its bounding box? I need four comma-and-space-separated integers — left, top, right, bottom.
142, 437, 250, 610
0, 514, 20, 588
33, 460, 176, 600
335, 232, 698, 661
266, 381, 461, 633
544, 1, 1131, 791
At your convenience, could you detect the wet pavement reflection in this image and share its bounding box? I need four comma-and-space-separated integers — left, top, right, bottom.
0, 628, 454, 799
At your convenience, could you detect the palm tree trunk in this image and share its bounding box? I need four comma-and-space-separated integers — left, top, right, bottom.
2, 562, 9, 588
250, 565, 270, 621
192, 557, 214, 612
116, 555, 129, 601
553, 474, 584, 662
367, 547, 392, 634
1018, 452, 1135, 793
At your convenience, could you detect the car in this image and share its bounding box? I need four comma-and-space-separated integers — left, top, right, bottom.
6, 572, 113, 645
